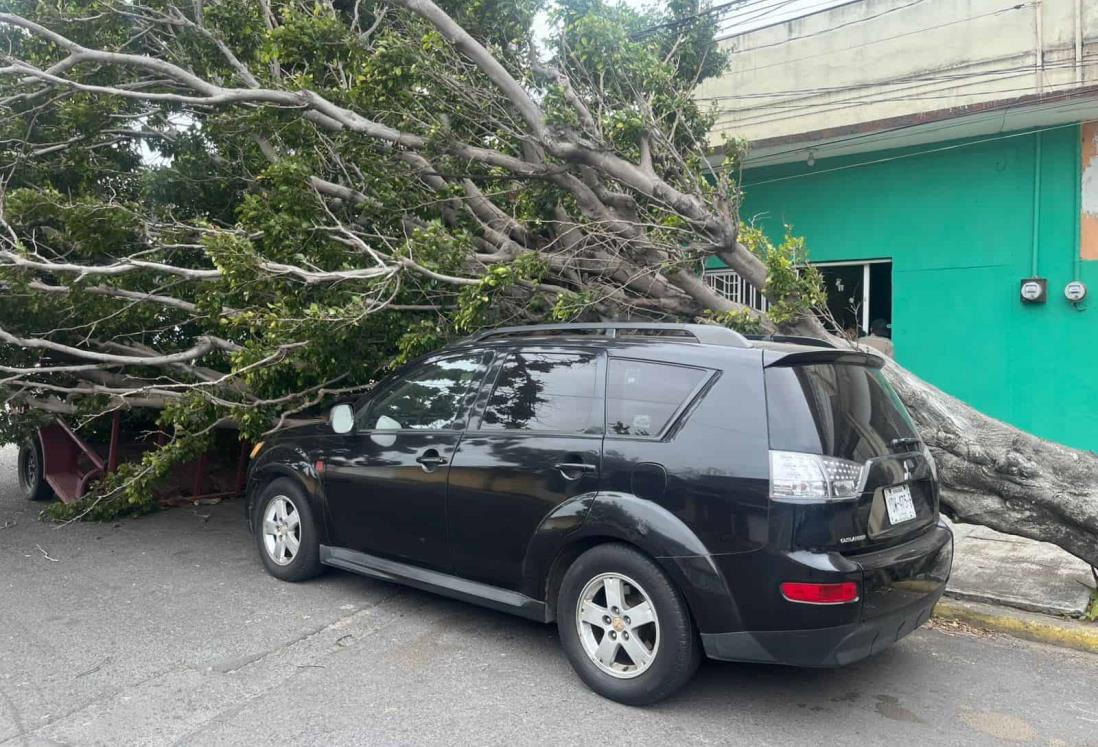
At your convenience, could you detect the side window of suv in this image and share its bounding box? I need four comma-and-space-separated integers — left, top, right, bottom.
361, 353, 491, 431
606, 358, 709, 437
480, 351, 599, 432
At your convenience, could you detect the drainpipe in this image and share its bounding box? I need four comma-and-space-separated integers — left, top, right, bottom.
1075, 124, 1082, 281
1035, 0, 1044, 94
1032, 131, 1042, 277
1075, 0, 1083, 87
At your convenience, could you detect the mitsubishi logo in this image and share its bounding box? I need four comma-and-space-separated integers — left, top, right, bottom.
903, 458, 916, 482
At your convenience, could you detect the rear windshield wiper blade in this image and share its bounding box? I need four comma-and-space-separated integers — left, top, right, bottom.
890, 436, 922, 449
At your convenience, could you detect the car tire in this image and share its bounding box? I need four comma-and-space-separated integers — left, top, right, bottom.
557, 543, 701, 705
254, 478, 323, 582
17, 438, 53, 502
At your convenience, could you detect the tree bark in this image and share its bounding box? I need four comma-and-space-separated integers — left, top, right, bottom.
884, 360, 1098, 568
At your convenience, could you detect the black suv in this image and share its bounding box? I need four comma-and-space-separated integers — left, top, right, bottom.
246, 323, 953, 704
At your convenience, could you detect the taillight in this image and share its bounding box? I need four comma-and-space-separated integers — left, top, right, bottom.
780, 581, 860, 605
769, 450, 866, 502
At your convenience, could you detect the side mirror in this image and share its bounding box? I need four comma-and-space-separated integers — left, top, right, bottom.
329, 403, 355, 434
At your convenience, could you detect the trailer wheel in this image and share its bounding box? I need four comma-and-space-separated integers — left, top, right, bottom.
17, 438, 53, 502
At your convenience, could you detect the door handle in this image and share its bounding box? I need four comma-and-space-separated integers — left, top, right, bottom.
416, 450, 448, 469
554, 462, 596, 480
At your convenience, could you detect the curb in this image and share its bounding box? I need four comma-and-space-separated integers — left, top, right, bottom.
932, 598, 1098, 655
943, 588, 1088, 619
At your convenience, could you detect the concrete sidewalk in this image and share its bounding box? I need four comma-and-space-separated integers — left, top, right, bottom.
945, 518, 1096, 618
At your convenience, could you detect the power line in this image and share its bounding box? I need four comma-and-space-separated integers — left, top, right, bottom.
701, 5, 1047, 131
721, 0, 928, 47
740, 92, 1096, 166
722, 2, 1032, 76
713, 61, 1097, 133
715, 0, 806, 35
698, 57, 1097, 103
712, 57, 1098, 125
717, 0, 860, 38
744, 120, 1081, 187
722, 88, 1098, 169
727, 81, 1093, 131
629, 0, 770, 40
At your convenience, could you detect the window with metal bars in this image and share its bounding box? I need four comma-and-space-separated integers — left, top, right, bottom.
702, 269, 769, 311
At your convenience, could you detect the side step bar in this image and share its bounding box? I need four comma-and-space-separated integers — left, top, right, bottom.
320, 545, 550, 623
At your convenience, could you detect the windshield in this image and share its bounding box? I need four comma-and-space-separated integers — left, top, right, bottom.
765, 363, 918, 461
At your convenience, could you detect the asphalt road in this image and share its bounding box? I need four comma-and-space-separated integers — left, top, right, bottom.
1, 446, 1096, 747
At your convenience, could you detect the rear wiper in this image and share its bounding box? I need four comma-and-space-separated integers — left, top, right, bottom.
890, 436, 922, 449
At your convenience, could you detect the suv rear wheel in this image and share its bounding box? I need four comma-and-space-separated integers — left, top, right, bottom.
557, 543, 700, 705
254, 478, 323, 582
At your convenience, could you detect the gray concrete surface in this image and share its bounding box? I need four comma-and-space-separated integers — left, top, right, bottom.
947, 519, 1096, 617
2, 445, 1097, 746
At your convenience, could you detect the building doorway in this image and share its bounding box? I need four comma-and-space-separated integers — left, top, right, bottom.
815, 260, 892, 337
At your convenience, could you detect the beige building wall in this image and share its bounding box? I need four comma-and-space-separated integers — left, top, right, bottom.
698, 0, 1098, 153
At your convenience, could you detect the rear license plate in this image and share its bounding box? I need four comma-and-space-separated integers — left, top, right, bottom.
884, 484, 917, 525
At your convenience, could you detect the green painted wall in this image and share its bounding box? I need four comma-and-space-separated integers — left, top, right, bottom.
735, 125, 1098, 451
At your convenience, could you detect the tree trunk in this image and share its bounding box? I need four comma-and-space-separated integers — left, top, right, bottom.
884, 361, 1098, 568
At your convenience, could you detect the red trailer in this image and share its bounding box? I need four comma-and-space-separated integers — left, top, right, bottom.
16, 412, 250, 506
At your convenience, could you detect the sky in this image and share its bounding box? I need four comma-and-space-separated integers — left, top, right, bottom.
532, 0, 852, 48
713, 0, 853, 39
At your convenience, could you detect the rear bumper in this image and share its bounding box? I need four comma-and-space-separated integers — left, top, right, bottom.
700, 521, 953, 667
700, 583, 943, 666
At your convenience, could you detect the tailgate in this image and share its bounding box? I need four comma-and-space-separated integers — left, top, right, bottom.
765, 356, 940, 553
788, 451, 939, 551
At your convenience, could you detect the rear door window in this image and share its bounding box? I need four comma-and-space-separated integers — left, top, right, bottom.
765, 363, 917, 460
480, 352, 599, 432
606, 359, 709, 437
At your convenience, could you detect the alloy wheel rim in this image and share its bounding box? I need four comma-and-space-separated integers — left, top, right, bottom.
262, 495, 301, 566
575, 572, 660, 679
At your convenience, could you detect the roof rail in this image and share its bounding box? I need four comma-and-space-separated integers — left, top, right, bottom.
744, 333, 836, 349
467, 322, 750, 348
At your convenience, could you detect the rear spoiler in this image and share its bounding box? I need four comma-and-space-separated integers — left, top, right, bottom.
763, 348, 885, 369
745, 334, 836, 348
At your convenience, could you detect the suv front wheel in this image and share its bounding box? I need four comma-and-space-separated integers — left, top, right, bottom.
557, 543, 700, 705
254, 478, 323, 582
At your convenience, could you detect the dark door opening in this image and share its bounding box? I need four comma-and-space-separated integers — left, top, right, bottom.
816, 261, 892, 338
869, 262, 893, 337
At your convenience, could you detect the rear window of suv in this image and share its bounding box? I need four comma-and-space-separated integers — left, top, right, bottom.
765, 363, 918, 461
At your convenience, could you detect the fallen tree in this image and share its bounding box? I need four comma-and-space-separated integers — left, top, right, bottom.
0, 0, 1094, 566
